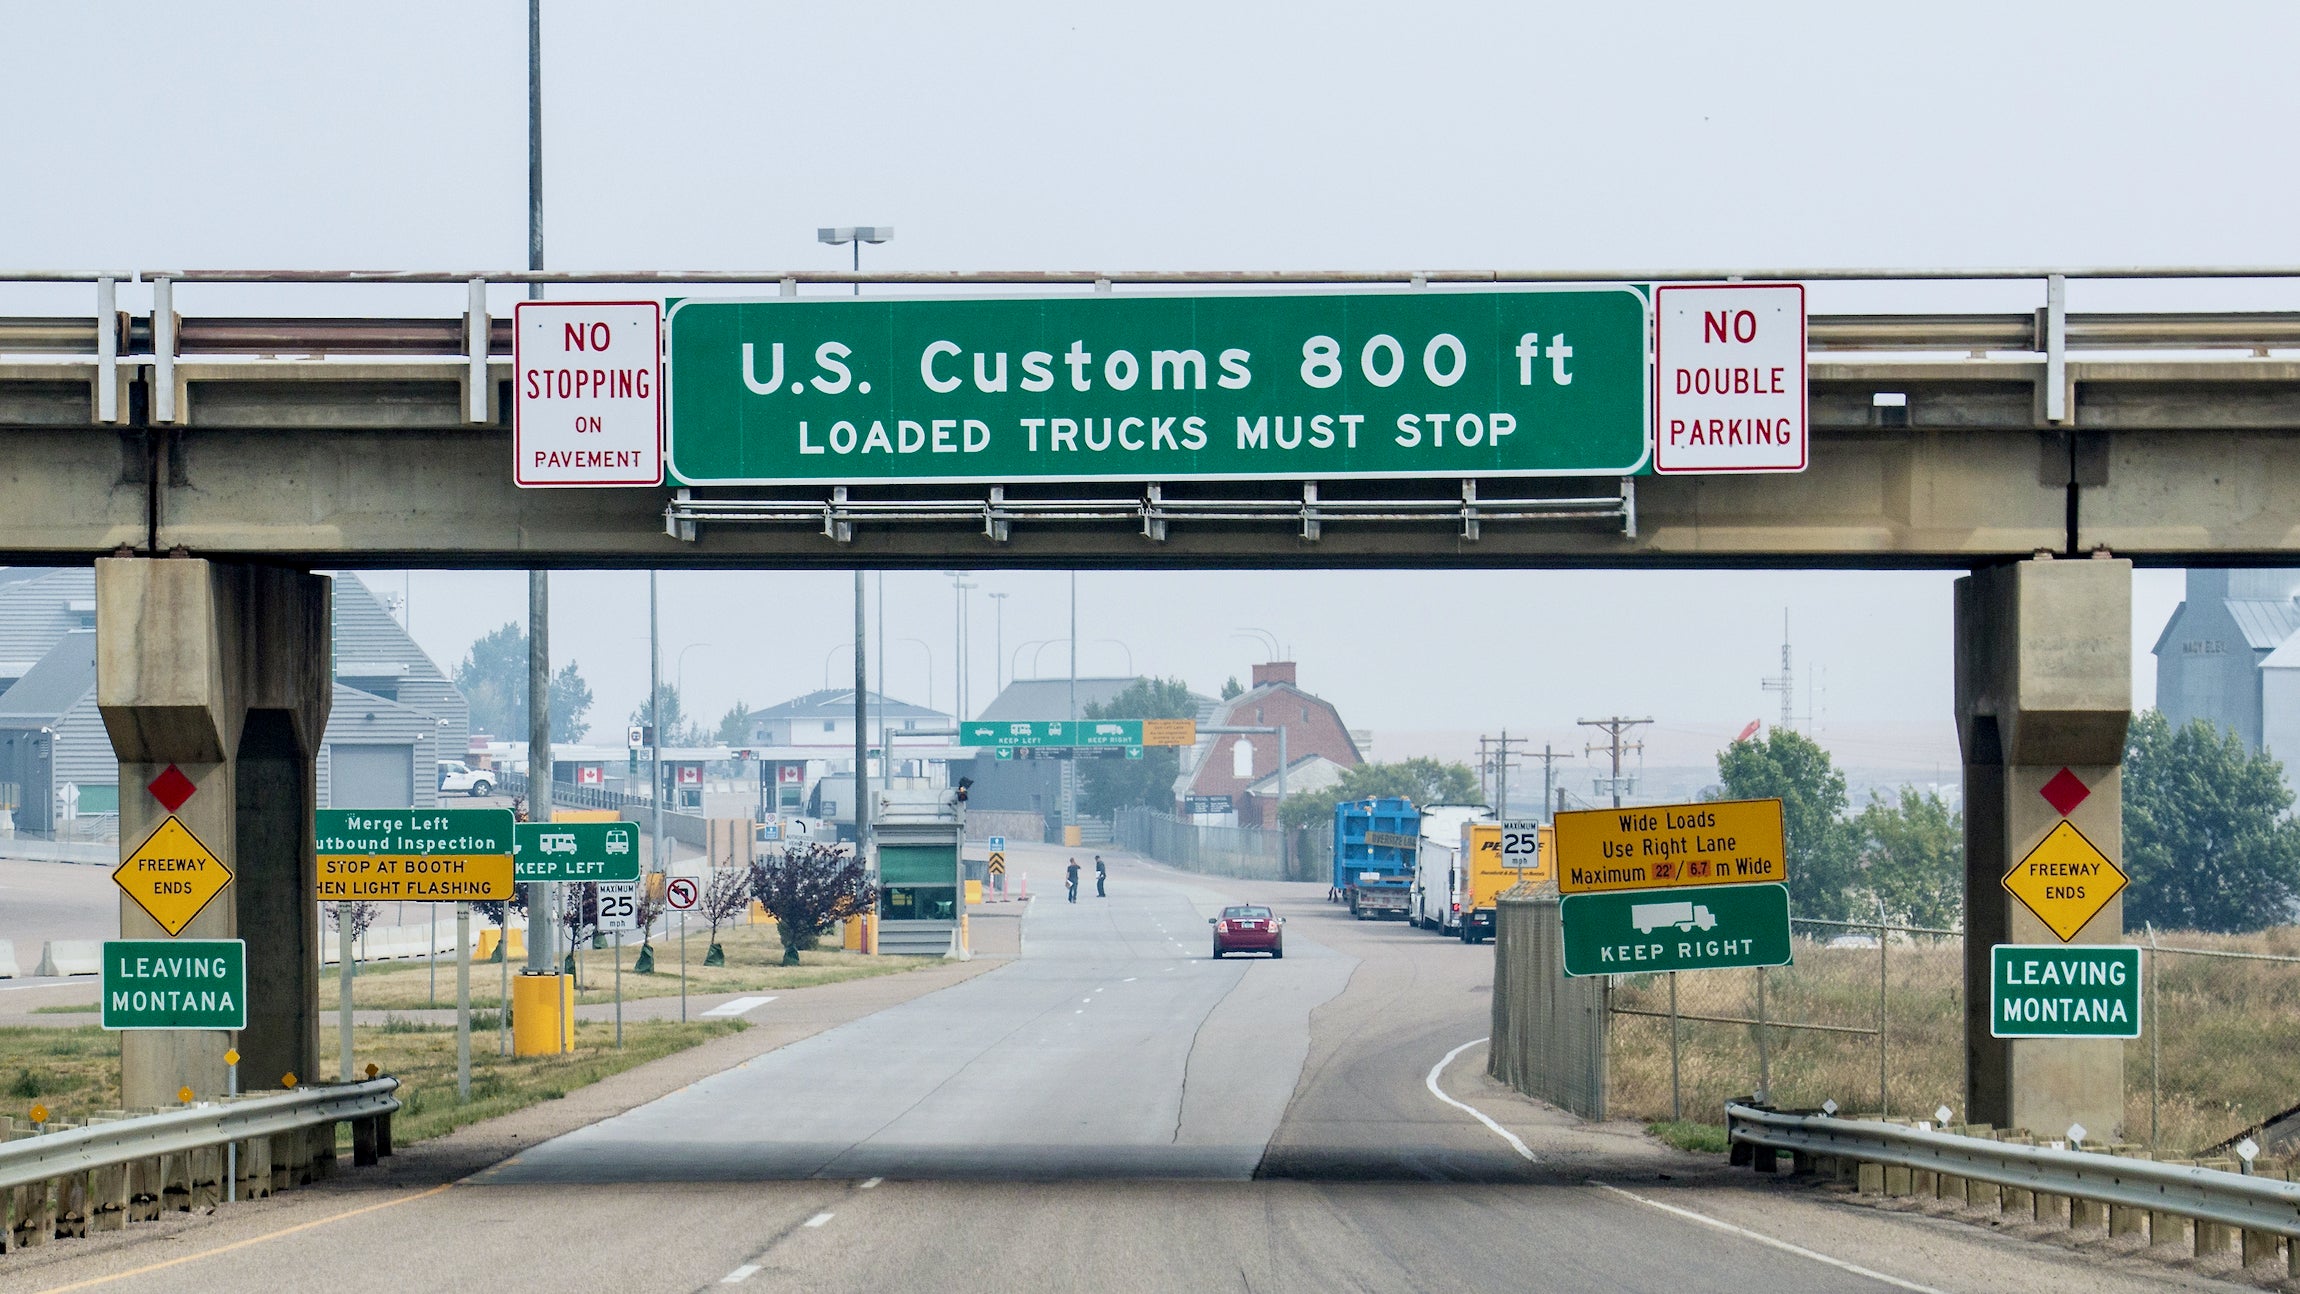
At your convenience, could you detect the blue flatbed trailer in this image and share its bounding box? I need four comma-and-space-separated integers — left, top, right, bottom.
1332, 796, 1420, 919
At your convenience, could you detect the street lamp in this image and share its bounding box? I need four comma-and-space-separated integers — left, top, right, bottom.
676, 643, 712, 699
1093, 639, 1133, 677
988, 591, 1008, 695
948, 574, 975, 721
821, 643, 847, 690
1231, 628, 1281, 661
897, 638, 935, 710
817, 226, 892, 295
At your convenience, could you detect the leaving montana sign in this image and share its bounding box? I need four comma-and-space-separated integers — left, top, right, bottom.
665, 289, 1651, 485
1989, 944, 2141, 1039
102, 939, 246, 1031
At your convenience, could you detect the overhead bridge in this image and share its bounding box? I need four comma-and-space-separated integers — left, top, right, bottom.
6, 267, 2300, 567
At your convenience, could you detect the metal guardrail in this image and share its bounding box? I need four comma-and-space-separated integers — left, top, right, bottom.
0, 1078, 399, 1193
1727, 1101, 2300, 1240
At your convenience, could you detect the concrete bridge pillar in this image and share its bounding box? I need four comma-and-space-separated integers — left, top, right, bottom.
1954, 555, 2130, 1139
97, 558, 330, 1107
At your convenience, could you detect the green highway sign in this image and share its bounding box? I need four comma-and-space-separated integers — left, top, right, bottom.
666, 289, 1650, 485
961, 720, 1079, 747
314, 808, 518, 902
514, 821, 642, 882
102, 939, 246, 1031
1560, 882, 1792, 977
1989, 944, 2141, 1039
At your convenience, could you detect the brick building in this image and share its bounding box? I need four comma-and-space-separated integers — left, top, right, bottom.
1172, 662, 1360, 828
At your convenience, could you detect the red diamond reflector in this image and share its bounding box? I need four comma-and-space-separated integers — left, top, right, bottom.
2039, 767, 2089, 817
148, 765, 196, 813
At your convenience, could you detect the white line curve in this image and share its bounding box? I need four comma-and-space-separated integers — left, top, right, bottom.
1425, 1037, 1536, 1162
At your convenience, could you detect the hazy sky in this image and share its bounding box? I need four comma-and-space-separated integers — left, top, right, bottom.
2, 2, 2281, 770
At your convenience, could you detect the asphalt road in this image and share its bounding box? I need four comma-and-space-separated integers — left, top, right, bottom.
0, 848, 2254, 1294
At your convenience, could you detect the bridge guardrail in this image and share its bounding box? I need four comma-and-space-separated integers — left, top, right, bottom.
0, 1078, 398, 1248
1726, 1100, 2300, 1271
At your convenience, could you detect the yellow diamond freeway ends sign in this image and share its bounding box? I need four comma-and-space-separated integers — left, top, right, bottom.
2002, 819, 2126, 942
114, 816, 233, 936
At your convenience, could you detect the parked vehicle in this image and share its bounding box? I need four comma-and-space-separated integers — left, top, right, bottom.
1410, 804, 1494, 937
436, 760, 493, 797
1210, 904, 1284, 958
1331, 797, 1419, 919
1443, 819, 1553, 943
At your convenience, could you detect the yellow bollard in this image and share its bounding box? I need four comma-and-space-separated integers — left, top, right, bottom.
511, 974, 573, 1056
842, 916, 863, 951
1063, 825, 1082, 847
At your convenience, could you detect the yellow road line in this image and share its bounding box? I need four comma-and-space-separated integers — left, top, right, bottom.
35, 1182, 456, 1294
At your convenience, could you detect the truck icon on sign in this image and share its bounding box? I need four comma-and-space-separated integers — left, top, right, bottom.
1630, 901, 1718, 935
539, 832, 577, 856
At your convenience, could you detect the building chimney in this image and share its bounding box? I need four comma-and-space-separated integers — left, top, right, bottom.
1251, 661, 1297, 689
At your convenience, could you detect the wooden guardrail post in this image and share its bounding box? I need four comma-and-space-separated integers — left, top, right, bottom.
1999, 1133, 2035, 1216
2106, 1146, 2147, 1238
2194, 1158, 2239, 1255
351, 1116, 378, 1167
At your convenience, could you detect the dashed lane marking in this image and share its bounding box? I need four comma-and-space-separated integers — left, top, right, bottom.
1588, 1182, 1948, 1293
804, 1212, 835, 1228
858, 1177, 882, 1189
702, 995, 778, 1018
720, 1264, 762, 1283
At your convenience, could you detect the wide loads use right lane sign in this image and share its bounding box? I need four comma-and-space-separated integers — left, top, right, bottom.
1554, 798, 1793, 977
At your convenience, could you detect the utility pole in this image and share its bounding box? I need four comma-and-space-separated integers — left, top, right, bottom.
988, 591, 1007, 696
1527, 743, 1569, 822
522, 0, 555, 989
1578, 716, 1652, 809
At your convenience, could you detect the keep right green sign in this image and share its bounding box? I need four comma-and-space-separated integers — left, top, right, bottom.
1989, 944, 2141, 1039
1560, 882, 1792, 977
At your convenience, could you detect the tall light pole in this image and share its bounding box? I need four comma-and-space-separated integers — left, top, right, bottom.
523, 0, 556, 998
987, 592, 1008, 696
948, 574, 975, 721
1012, 638, 1049, 683
817, 227, 892, 293
877, 573, 888, 795
1066, 572, 1078, 830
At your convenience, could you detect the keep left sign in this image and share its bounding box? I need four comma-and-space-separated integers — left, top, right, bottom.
514, 301, 663, 487
1653, 283, 1806, 474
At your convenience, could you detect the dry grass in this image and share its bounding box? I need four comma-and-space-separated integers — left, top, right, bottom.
0, 1018, 740, 1149
342, 920, 921, 1011
1607, 928, 2300, 1156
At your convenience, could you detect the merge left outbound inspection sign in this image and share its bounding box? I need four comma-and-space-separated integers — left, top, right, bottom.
514, 301, 663, 487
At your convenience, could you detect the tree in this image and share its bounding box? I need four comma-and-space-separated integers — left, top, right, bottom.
750, 845, 876, 966
717, 702, 757, 745
452, 621, 593, 741
699, 865, 751, 965
2123, 710, 2300, 933
1220, 676, 1244, 700
1716, 728, 1859, 920
1854, 787, 1963, 928
1276, 758, 1483, 832
1076, 677, 1200, 818
632, 683, 705, 746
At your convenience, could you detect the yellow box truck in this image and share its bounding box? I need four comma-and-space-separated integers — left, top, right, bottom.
1451, 820, 1552, 944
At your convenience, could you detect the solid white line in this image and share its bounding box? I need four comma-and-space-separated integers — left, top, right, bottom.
857, 1177, 882, 1189
720, 1263, 761, 1283
803, 1212, 834, 1228
1424, 1038, 1535, 1162
1588, 1182, 1947, 1292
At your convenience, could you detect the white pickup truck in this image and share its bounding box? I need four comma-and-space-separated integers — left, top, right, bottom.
435, 760, 494, 797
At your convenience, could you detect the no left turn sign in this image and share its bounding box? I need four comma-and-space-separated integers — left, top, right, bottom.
665, 876, 700, 911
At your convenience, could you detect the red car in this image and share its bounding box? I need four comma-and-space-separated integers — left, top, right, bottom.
1210, 905, 1284, 959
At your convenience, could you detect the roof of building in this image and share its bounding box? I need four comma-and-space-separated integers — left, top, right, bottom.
753, 688, 946, 721
0, 630, 96, 725
2227, 599, 2300, 652
0, 569, 93, 683
1240, 753, 1350, 798
974, 677, 1148, 723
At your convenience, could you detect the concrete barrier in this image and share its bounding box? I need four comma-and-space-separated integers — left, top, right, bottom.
36, 940, 102, 977
0, 939, 18, 978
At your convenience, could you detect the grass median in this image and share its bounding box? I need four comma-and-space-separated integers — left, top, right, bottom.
342, 919, 923, 1011
0, 1017, 743, 1149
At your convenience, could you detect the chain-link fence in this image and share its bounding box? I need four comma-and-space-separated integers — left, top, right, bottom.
1606, 914, 1960, 1126
1598, 917, 2300, 1157
1492, 892, 1609, 1119
1113, 807, 1293, 880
